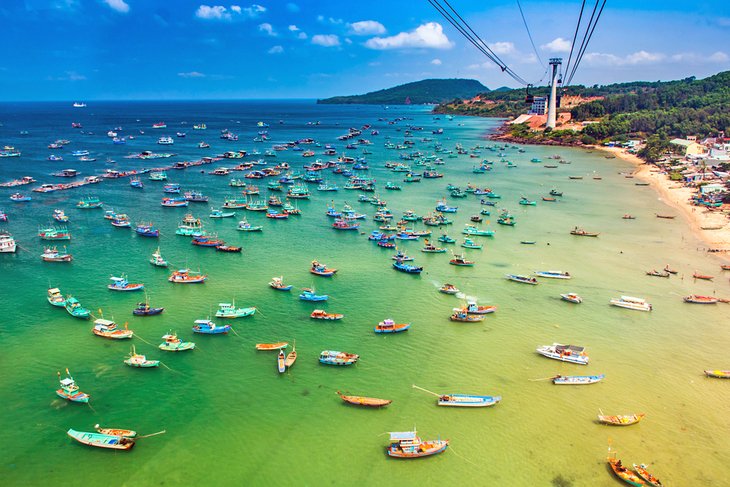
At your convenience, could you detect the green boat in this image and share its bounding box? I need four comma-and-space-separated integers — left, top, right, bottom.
67, 429, 135, 450
76, 196, 102, 209
462, 225, 495, 237
159, 333, 195, 352
519, 198, 537, 206
215, 301, 256, 318
65, 295, 91, 319
267, 181, 283, 191
461, 238, 483, 249
497, 217, 516, 226
438, 234, 456, 244
385, 182, 402, 190
47, 287, 66, 307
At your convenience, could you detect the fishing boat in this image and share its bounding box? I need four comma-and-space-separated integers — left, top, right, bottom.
192, 319, 232, 334
610, 296, 652, 311
148, 171, 168, 181
310, 260, 337, 276
663, 265, 678, 274
311, 309, 344, 320
269, 276, 292, 291
449, 310, 484, 322
534, 270, 571, 279
236, 219, 263, 232
722, 265, 730, 271
393, 259, 423, 274
421, 239, 446, 253
215, 301, 256, 318
331, 218, 359, 230
93, 319, 134, 339
285, 344, 297, 368
449, 253, 474, 266
560, 293, 583, 304
277, 349, 286, 373
192, 235, 224, 247
65, 296, 91, 319
132, 299, 164, 316
506, 274, 538, 285
438, 234, 456, 244
150, 247, 168, 267
570, 227, 599, 237
256, 342, 288, 351
439, 283, 460, 295
460, 237, 482, 250
130, 177, 143, 188
47, 287, 66, 307
168, 269, 207, 283
76, 196, 102, 209
111, 215, 131, 228
552, 374, 605, 385
550, 189, 563, 196
519, 197, 537, 206
645, 270, 670, 278
41, 246, 72, 262
335, 388, 395, 410
683, 294, 718, 304
692, 272, 714, 280
461, 302, 497, 315
319, 350, 359, 366
94, 424, 138, 438
108, 274, 144, 292
536, 343, 589, 365
622, 214, 635, 219
67, 429, 134, 450
633, 464, 664, 487
161, 197, 188, 208
386, 431, 448, 459
52, 209, 69, 222
704, 370, 730, 379
374, 318, 410, 333
608, 456, 646, 486
598, 413, 646, 426
135, 223, 160, 238
299, 288, 328, 301
38, 226, 71, 241
210, 208, 236, 218
438, 394, 500, 407
159, 332, 195, 351
56, 369, 90, 403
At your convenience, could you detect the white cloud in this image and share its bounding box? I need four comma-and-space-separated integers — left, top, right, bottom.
431, 58, 442, 65
230, 5, 241, 13
288, 24, 299, 31
348, 20, 386, 36
583, 50, 665, 66
317, 15, 343, 25
487, 41, 514, 55
626, 50, 664, 64
364, 22, 453, 50
541, 37, 571, 53
178, 71, 206, 78
196, 5, 229, 20
709, 51, 729, 62
259, 23, 276, 36
312, 34, 340, 47
103, 0, 130, 13
195, 4, 264, 20
268, 45, 284, 54
242, 4, 266, 17
368, 61, 381, 67
344, 38, 352, 45
297, 32, 308, 40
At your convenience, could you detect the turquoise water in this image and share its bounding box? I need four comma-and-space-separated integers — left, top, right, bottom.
1, 102, 729, 486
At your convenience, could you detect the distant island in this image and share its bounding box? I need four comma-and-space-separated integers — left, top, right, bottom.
317, 78, 488, 105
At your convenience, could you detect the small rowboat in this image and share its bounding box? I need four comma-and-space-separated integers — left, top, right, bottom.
256, 342, 288, 351
721, 264, 730, 271
684, 294, 718, 304
337, 391, 392, 407
552, 374, 604, 385
95, 424, 137, 438
285, 344, 297, 368
277, 349, 286, 373
597, 413, 645, 426
655, 214, 675, 219
646, 270, 670, 278
704, 370, 730, 379
67, 429, 135, 450
534, 270, 571, 279
310, 309, 343, 320
692, 272, 714, 280
608, 456, 645, 486
437, 393, 500, 407
633, 464, 663, 487
506, 274, 538, 285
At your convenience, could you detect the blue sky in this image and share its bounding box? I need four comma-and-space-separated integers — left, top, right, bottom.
0, 0, 728, 100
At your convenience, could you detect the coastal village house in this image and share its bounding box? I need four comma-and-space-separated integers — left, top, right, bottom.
670, 137, 706, 156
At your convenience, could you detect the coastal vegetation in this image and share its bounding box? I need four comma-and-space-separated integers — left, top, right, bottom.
317, 78, 488, 105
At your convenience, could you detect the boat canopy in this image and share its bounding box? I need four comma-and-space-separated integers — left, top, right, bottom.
555, 344, 584, 353
389, 431, 417, 441
94, 319, 115, 326
60, 378, 75, 386
48, 288, 61, 293
194, 319, 214, 325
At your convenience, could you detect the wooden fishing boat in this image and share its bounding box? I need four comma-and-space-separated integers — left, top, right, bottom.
319, 350, 359, 365
552, 374, 604, 385
310, 260, 337, 276
192, 319, 231, 334
215, 301, 255, 318
506, 274, 538, 285
608, 456, 645, 486
67, 429, 134, 450
534, 270, 571, 279
721, 264, 730, 271
704, 370, 730, 379
450, 310, 484, 322
93, 319, 134, 339
386, 431, 448, 458
135, 223, 159, 237
421, 238, 446, 253
663, 265, 678, 274
159, 333, 195, 351
209, 208, 236, 218
646, 270, 670, 278
94, 424, 137, 438
560, 293, 583, 304
683, 294, 718, 304
655, 214, 675, 219
570, 227, 599, 237
269, 276, 292, 291
337, 391, 391, 407
439, 283, 460, 295
622, 214, 636, 220
41, 246, 73, 262
149, 247, 168, 267
310, 309, 344, 320
536, 343, 589, 365
549, 189, 563, 196
237, 219, 263, 231
124, 346, 160, 368
277, 349, 286, 373
542, 196, 557, 202
449, 254, 474, 266
393, 259, 423, 274
692, 272, 714, 280
108, 274, 144, 292
299, 288, 328, 301
633, 464, 663, 487
438, 394, 501, 407
460, 237, 482, 249
47, 287, 66, 307
460, 302, 496, 315
597, 413, 645, 426
168, 269, 207, 283
374, 318, 410, 333
285, 344, 297, 368
256, 342, 288, 351
56, 369, 90, 403
65, 296, 91, 319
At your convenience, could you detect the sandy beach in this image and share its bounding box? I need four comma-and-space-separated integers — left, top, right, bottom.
593, 145, 730, 253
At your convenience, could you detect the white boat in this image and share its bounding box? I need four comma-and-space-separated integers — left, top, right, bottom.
157, 136, 174, 145
610, 295, 652, 312
536, 343, 589, 365
73, 102, 86, 108
0, 232, 16, 253
535, 270, 571, 279
437, 394, 501, 407
560, 293, 582, 304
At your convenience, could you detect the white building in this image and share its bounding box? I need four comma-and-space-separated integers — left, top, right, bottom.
530, 97, 547, 115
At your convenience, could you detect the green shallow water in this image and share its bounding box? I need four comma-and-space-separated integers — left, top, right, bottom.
1, 104, 729, 486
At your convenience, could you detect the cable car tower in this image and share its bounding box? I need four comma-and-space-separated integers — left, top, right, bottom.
546, 58, 562, 129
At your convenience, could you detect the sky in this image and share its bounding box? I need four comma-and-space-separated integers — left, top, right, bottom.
0, 0, 728, 100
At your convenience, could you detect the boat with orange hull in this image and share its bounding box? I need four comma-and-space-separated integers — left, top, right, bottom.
310, 309, 343, 320
597, 413, 645, 426
374, 318, 410, 333
607, 455, 647, 486
94, 424, 137, 438
168, 269, 207, 283
337, 391, 392, 407
683, 294, 718, 304
256, 342, 288, 351
692, 272, 714, 280
310, 260, 337, 276
386, 431, 448, 459
92, 319, 134, 339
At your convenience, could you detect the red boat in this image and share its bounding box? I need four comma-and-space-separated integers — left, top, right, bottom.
683, 294, 718, 304
692, 272, 714, 280
310, 260, 337, 276
216, 244, 241, 253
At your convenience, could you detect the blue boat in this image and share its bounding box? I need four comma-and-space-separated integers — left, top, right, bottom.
319, 350, 358, 366
192, 319, 231, 335
135, 224, 159, 237
552, 374, 605, 385
393, 260, 423, 274
299, 288, 328, 301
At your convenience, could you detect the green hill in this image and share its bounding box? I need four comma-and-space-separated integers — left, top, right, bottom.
317, 78, 488, 105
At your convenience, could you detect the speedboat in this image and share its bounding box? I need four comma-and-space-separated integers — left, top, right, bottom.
609, 296, 652, 311
536, 343, 589, 365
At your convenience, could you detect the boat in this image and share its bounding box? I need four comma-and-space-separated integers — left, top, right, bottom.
704, 370, 730, 379
93, 318, 134, 339
236, 219, 263, 232
663, 265, 678, 274
439, 283, 460, 295
311, 260, 337, 276
67, 429, 134, 450
610, 296, 652, 312
393, 259, 423, 274
310, 309, 344, 320
132, 299, 164, 316
95, 424, 138, 438
319, 350, 359, 366
256, 342, 288, 351
438, 234, 456, 244
622, 214, 636, 219
215, 301, 256, 318
449, 254, 474, 266
374, 318, 410, 333
597, 413, 646, 426
111, 215, 131, 228
645, 270, 670, 278
285, 344, 297, 368
41, 246, 72, 262
633, 464, 664, 487
47, 287, 66, 307
449, 310, 484, 322
386, 431, 448, 459
519, 197, 537, 206
570, 227, 599, 237
269, 276, 293, 291
276, 349, 287, 373
135, 223, 160, 237
38, 226, 71, 241
65, 296, 91, 319
76, 196, 102, 209
332, 218, 360, 230
52, 209, 69, 222
56, 369, 90, 403
438, 394, 501, 407
461, 302, 496, 315
130, 177, 143, 188
150, 247, 168, 267
299, 288, 328, 301
692, 272, 714, 280
655, 214, 675, 219
608, 456, 646, 486
159, 332, 195, 351
391, 250, 414, 261
421, 238, 446, 253
534, 270, 571, 279
506, 274, 538, 285
683, 294, 718, 304
108, 274, 144, 292
337, 391, 392, 407
460, 237, 482, 250
192, 319, 232, 334
560, 293, 583, 304
168, 268, 207, 283
722, 265, 730, 271
210, 208, 236, 218
552, 374, 605, 385
536, 343, 589, 365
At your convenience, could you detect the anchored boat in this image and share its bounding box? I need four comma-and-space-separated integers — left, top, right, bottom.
319, 350, 358, 366
386, 431, 448, 459
215, 301, 255, 318
536, 343, 589, 365
337, 391, 391, 407
56, 369, 90, 403
610, 296, 652, 311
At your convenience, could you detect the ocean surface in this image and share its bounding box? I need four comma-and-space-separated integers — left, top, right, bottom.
0, 101, 728, 486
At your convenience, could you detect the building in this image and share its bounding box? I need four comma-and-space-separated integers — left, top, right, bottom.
670, 138, 706, 156
529, 96, 547, 115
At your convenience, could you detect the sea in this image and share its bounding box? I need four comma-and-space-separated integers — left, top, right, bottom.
0, 101, 728, 486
